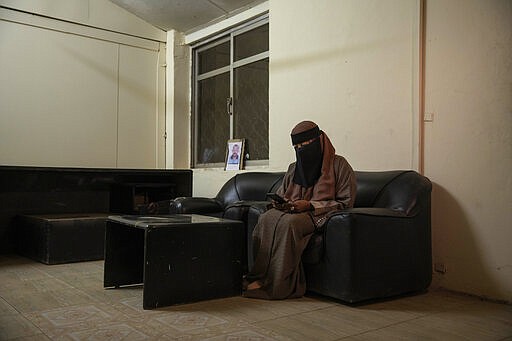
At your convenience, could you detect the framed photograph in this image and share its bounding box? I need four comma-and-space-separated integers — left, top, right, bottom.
225, 139, 245, 170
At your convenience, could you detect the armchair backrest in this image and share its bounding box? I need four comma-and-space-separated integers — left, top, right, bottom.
213, 170, 431, 216
215, 172, 285, 208
354, 170, 432, 215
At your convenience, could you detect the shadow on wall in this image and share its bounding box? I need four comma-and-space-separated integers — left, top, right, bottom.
431, 183, 497, 300
61, 44, 156, 103
270, 37, 401, 72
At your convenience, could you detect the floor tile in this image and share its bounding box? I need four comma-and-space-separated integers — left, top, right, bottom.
80, 285, 143, 304
66, 322, 150, 341
357, 289, 470, 316
183, 325, 292, 341
181, 295, 335, 323
199, 329, 283, 341
0, 314, 43, 340
8, 335, 52, 341
0, 255, 511, 341
1, 288, 94, 314
0, 297, 18, 316
24, 303, 129, 340
351, 298, 512, 341
254, 314, 343, 341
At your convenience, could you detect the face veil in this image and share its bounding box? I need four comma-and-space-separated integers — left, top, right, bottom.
291, 123, 322, 188
284, 120, 338, 202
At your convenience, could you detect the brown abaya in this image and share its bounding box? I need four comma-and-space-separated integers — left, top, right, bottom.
244, 121, 356, 299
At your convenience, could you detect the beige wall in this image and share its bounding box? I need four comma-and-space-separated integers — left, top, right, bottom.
424, 0, 512, 302
0, 0, 166, 168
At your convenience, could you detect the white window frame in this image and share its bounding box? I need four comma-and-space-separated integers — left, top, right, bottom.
191, 14, 269, 168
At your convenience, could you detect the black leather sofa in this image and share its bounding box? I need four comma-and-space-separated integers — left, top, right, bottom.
168, 170, 432, 303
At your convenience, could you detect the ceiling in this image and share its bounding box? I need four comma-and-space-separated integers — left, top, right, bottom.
109, 0, 265, 33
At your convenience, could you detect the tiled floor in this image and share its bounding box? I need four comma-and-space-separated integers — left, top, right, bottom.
1, 255, 511, 340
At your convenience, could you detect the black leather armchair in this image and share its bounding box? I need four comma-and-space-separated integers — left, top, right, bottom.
169, 170, 432, 303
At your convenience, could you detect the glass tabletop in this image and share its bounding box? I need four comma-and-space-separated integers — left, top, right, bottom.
107, 214, 228, 228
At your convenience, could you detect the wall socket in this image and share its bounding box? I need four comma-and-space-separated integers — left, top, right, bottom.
424, 112, 434, 122
434, 262, 447, 274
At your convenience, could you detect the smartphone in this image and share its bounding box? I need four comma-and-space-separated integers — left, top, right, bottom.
266, 192, 286, 204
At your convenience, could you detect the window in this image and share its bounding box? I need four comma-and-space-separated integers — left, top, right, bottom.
192, 17, 269, 167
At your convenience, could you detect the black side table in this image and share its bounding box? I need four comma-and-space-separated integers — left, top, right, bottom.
104, 214, 244, 309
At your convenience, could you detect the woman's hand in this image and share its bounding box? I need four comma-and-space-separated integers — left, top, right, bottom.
272, 201, 293, 211
290, 200, 312, 213
272, 199, 312, 213
146, 202, 159, 214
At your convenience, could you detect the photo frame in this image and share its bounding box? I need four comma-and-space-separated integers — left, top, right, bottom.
225, 139, 245, 170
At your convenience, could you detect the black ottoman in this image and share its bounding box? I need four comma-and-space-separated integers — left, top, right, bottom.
104, 214, 244, 309
16, 213, 108, 264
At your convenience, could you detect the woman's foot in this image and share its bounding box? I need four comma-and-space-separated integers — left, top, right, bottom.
246, 280, 262, 290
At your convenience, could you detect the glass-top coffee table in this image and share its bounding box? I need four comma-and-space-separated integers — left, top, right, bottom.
103, 214, 244, 309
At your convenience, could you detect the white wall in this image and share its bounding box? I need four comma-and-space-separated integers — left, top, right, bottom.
0, 0, 166, 168
0, 17, 118, 167
0, 0, 165, 41
424, 0, 512, 302
166, 30, 191, 169
188, 0, 420, 197
117, 44, 165, 168
269, 0, 420, 172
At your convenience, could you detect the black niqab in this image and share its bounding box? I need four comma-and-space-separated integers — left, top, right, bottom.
291, 126, 323, 188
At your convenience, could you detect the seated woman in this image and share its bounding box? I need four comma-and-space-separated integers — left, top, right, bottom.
243, 120, 356, 299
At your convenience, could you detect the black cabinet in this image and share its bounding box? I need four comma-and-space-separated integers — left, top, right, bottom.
110, 183, 176, 214
0, 166, 192, 256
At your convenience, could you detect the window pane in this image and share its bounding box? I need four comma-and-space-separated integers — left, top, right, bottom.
233, 59, 269, 160
197, 72, 230, 164
234, 24, 269, 61
198, 41, 230, 74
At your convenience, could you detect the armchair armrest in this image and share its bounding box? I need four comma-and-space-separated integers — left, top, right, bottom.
339, 207, 408, 218
170, 197, 223, 214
